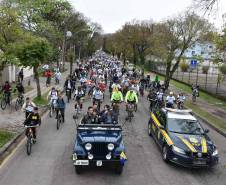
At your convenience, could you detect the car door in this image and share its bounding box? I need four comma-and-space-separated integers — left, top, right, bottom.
155, 110, 167, 147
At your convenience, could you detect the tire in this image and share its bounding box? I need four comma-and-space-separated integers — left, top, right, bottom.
1, 99, 7, 110
148, 123, 152, 136
26, 137, 32, 156
15, 99, 20, 111
49, 107, 52, 118
57, 117, 60, 130
134, 104, 137, 112
162, 145, 169, 162
192, 95, 196, 102
75, 166, 83, 174
115, 165, 123, 175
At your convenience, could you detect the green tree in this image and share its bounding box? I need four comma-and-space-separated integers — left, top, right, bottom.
14, 37, 52, 97
152, 12, 211, 89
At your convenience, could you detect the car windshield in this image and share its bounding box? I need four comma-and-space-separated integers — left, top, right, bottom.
167, 118, 204, 135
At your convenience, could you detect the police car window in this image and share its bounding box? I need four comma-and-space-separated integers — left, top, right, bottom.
167, 118, 203, 134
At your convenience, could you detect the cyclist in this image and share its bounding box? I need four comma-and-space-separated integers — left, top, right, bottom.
2, 81, 12, 104
64, 76, 73, 101
16, 82, 25, 97
74, 86, 85, 112
125, 88, 138, 114
147, 89, 157, 111
111, 87, 123, 114
56, 92, 66, 123
177, 92, 186, 109
22, 97, 36, 118
166, 92, 176, 108
24, 107, 41, 142
47, 87, 58, 108
92, 87, 103, 111
156, 89, 164, 107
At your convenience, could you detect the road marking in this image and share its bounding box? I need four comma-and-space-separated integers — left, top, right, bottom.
0, 137, 26, 169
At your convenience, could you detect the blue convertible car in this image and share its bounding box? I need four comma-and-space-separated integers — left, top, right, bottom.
72, 123, 127, 174
148, 108, 219, 168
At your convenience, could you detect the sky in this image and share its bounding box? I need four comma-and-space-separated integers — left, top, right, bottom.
69, 0, 226, 33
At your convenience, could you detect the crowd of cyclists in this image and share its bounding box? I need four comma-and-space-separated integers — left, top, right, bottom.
0, 50, 201, 144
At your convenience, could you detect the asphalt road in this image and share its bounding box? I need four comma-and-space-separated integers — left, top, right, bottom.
0, 90, 226, 185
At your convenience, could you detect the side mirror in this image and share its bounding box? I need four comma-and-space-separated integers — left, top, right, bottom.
159, 125, 165, 129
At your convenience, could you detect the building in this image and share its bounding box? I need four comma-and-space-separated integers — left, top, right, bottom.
0, 64, 33, 85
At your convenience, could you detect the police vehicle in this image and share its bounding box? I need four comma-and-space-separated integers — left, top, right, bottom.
148, 108, 219, 168
72, 123, 127, 174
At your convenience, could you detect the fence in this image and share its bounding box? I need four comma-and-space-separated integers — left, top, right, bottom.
149, 64, 226, 100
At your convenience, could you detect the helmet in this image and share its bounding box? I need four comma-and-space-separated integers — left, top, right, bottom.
169, 91, 173, 95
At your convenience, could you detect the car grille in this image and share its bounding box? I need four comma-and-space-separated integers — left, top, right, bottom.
91, 143, 109, 158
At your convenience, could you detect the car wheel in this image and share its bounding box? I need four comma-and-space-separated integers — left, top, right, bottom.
148, 123, 152, 136
115, 165, 123, 175
75, 166, 83, 174
162, 145, 169, 162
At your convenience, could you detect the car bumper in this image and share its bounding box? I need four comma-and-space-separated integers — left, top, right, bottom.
168, 150, 219, 168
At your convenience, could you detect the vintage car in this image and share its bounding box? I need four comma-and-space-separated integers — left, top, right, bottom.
148, 108, 219, 168
72, 123, 127, 174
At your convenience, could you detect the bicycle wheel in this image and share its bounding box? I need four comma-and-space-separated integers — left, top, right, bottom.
57, 116, 60, 130
49, 106, 52, 117
1, 99, 7, 110
128, 111, 132, 122
15, 99, 20, 111
26, 137, 32, 156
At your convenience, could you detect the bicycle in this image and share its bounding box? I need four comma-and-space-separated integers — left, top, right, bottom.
56, 109, 63, 130
1, 92, 11, 110
25, 125, 39, 156
15, 94, 24, 111
66, 89, 71, 103
112, 101, 121, 116
126, 102, 134, 122
49, 99, 57, 118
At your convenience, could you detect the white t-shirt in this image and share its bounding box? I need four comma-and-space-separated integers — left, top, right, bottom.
166, 96, 175, 104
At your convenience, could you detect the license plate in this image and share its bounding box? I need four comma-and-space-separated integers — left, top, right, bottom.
96, 160, 102, 167
75, 160, 89, 166
193, 160, 206, 165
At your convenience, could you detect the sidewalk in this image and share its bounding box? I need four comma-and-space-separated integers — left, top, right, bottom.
0, 68, 69, 133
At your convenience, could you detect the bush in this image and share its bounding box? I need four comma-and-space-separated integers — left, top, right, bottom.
202, 66, 209, 74
180, 62, 189, 72
220, 65, 226, 74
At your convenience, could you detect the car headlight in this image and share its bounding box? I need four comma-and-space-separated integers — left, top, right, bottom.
172, 145, 186, 155
212, 148, 218, 156
108, 143, 114, 151
85, 143, 92, 151
72, 153, 77, 161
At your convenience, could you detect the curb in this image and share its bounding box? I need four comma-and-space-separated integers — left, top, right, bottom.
0, 104, 49, 166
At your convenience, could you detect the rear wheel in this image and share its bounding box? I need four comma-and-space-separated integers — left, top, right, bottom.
1, 99, 7, 110
49, 107, 52, 117
57, 116, 60, 130
26, 137, 32, 156
15, 99, 20, 111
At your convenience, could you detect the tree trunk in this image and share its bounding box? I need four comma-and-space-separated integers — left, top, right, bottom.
33, 66, 41, 97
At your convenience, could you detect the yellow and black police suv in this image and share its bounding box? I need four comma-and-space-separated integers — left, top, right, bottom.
148, 108, 219, 168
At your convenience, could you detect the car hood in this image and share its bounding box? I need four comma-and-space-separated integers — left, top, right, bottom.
77, 130, 122, 144
169, 132, 214, 153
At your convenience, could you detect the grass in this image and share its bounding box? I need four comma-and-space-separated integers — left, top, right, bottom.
185, 101, 226, 133
152, 73, 226, 109
0, 130, 15, 148
33, 91, 49, 106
